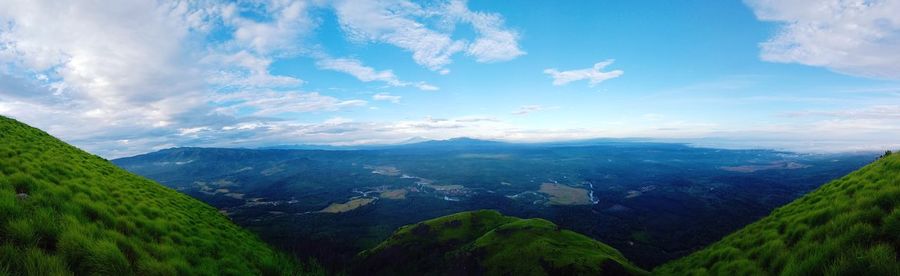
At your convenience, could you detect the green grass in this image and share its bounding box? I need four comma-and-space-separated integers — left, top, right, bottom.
0, 116, 318, 275
473, 218, 646, 275
654, 153, 900, 275
356, 209, 647, 275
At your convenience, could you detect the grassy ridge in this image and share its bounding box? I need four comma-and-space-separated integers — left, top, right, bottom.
655, 153, 900, 275
0, 116, 311, 275
356, 210, 647, 275
472, 218, 644, 275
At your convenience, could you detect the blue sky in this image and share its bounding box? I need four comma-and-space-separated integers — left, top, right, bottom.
1, 0, 899, 157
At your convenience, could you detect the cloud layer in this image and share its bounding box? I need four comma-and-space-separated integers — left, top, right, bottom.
0, 0, 524, 157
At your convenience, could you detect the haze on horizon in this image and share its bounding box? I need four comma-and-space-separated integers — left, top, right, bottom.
1, 0, 899, 158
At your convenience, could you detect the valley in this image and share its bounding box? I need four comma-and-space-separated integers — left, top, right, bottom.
1, 115, 895, 275
113, 139, 876, 269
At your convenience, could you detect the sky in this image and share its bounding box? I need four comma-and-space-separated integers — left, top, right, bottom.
1, 0, 900, 158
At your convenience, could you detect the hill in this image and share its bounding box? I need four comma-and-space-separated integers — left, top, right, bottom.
655, 152, 900, 275
355, 210, 647, 275
0, 116, 312, 275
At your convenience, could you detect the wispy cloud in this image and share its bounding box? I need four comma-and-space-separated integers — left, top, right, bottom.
331, 0, 524, 72
214, 91, 367, 116
372, 93, 402, 103
745, 0, 900, 79
512, 105, 557, 115
209, 51, 304, 89
543, 60, 623, 86
222, 1, 315, 55
783, 105, 900, 119
443, 0, 526, 63
316, 58, 438, 91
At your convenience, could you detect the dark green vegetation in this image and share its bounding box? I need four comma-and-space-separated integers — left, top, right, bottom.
655, 153, 900, 275
356, 210, 647, 275
115, 141, 874, 269
363, 150, 899, 275
0, 116, 315, 275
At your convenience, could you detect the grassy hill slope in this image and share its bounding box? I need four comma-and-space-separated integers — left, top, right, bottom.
0, 116, 308, 275
355, 210, 647, 275
655, 153, 900, 275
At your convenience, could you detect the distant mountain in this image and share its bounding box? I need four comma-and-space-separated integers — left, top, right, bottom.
256, 137, 511, 151
0, 116, 312, 275
355, 210, 647, 275
251, 137, 716, 152
655, 152, 900, 275
390, 137, 519, 151
258, 144, 356, 150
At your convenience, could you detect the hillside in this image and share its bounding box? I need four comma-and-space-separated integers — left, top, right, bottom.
355, 210, 647, 275
0, 116, 311, 275
655, 152, 900, 275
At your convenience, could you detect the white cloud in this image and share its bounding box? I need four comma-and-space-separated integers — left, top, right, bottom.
372, 93, 401, 103
331, 0, 523, 72
318, 58, 402, 86
0, 0, 213, 147
443, 0, 525, 63
222, 1, 315, 55
332, 0, 465, 71
215, 91, 367, 116
0, 0, 202, 105
0, 0, 359, 157
784, 105, 900, 119
544, 60, 624, 86
209, 51, 304, 88
512, 105, 556, 115
207, 1, 317, 90
745, 0, 900, 79
316, 57, 438, 91
0, 0, 526, 157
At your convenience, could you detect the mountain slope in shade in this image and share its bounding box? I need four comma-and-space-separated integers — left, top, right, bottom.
655, 152, 900, 275
355, 210, 648, 275
0, 116, 310, 275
